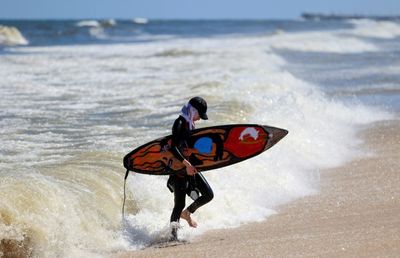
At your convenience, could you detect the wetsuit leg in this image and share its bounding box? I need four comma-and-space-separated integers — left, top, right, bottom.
187, 173, 214, 214
170, 175, 188, 222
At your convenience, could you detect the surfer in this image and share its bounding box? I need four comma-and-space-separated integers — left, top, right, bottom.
168, 96, 214, 240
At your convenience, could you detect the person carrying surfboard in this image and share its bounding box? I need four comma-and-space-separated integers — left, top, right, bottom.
168, 96, 214, 240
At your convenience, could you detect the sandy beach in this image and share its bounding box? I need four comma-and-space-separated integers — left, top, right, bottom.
117, 119, 400, 258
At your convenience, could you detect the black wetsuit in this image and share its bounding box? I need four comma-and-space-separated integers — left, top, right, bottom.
169, 116, 214, 223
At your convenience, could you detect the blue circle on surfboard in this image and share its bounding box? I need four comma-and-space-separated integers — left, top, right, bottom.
194, 137, 213, 154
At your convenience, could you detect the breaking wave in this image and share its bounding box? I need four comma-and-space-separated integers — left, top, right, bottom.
0, 25, 28, 46
347, 19, 400, 39
75, 20, 102, 28
132, 18, 148, 24
266, 30, 378, 53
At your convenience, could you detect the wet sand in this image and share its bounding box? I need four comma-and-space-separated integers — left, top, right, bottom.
117, 120, 400, 257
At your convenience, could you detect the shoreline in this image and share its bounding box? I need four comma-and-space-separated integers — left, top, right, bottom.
117, 119, 400, 257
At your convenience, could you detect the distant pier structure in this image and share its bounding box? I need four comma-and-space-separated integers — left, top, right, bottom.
301, 13, 400, 21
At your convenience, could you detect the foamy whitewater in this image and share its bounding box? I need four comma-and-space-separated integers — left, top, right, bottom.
0, 18, 399, 257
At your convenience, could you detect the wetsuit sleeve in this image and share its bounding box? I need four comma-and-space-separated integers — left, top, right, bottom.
170, 117, 186, 162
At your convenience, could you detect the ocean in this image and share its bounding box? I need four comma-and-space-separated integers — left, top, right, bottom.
0, 18, 399, 257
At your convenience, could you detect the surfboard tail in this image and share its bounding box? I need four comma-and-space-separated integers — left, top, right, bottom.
123, 153, 131, 170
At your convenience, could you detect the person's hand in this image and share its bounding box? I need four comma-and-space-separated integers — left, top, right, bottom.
183, 159, 197, 176
186, 165, 197, 176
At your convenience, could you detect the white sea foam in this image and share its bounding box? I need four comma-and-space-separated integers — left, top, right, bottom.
264, 19, 400, 53
132, 18, 149, 24
347, 19, 400, 39
74, 20, 110, 39
266, 30, 378, 53
76, 20, 101, 28
101, 19, 117, 27
0, 25, 28, 46
0, 30, 392, 256
89, 27, 107, 39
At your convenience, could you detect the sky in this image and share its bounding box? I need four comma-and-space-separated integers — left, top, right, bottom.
1, 0, 399, 20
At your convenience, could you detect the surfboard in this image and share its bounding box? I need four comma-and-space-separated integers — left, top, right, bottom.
123, 124, 288, 175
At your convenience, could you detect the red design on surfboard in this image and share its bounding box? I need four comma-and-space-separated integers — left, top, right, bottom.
224, 126, 269, 158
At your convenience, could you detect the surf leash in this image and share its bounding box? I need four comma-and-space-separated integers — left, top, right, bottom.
122, 169, 130, 218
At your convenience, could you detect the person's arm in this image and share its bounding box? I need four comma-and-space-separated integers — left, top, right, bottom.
171, 117, 197, 175
171, 117, 186, 162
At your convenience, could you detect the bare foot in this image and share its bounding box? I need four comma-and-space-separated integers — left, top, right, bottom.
180, 210, 198, 228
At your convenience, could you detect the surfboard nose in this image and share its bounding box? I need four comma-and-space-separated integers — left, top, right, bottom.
262, 126, 288, 150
